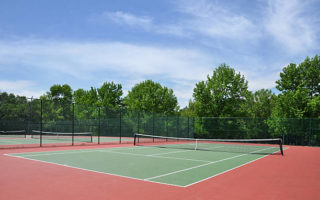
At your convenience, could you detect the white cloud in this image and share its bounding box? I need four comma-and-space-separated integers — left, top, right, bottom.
90, 11, 188, 37
264, 0, 319, 54
101, 11, 153, 29
0, 40, 213, 81
0, 80, 44, 98
0, 38, 303, 107
175, 0, 259, 39
0, 39, 215, 107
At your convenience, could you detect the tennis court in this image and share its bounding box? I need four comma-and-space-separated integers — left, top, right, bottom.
1, 139, 320, 200
5, 135, 283, 187
0, 130, 133, 148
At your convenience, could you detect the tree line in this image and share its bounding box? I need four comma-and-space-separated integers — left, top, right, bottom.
1, 55, 319, 119
0, 55, 319, 143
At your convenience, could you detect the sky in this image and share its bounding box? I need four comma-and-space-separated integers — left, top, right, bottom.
0, 0, 319, 108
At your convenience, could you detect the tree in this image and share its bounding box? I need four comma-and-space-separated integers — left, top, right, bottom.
123, 80, 178, 114
268, 55, 320, 142
308, 96, 320, 118
97, 82, 123, 108
0, 92, 28, 120
73, 82, 123, 108
273, 55, 320, 118
45, 84, 73, 102
193, 64, 251, 117
250, 89, 275, 118
179, 100, 196, 117
40, 84, 73, 121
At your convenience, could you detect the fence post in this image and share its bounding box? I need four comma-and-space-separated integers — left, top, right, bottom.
138, 111, 140, 134
192, 117, 195, 138
153, 112, 155, 136
119, 108, 122, 144
187, 116, 190, 138
152, 112, 155, 142
177, 115, 179, 138
72, 103, 74, 146
166, 115, 168, 137
309, 118, 312, 146
40, 99, 43, 147
98, 107, 101, 144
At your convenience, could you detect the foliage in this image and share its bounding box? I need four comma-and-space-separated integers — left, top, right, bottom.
249, 89, 276, 118
193, 64, 250, 117
268, 55, 320, 140
1, 55, 319, 145
272, 55, 320, 118
123, 80, 178, 114
74, 82, 123, 108
0, 92, 28, 120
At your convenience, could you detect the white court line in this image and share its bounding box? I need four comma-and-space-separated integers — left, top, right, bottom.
144, 146, 276, 181
7, 147, 212, 163
5, 145, 287, 187
146, 149, 194, 156
184, 147, 289, 187
6, 146, 139, 156
97, 149, 211, 163
5, 154, 184, 188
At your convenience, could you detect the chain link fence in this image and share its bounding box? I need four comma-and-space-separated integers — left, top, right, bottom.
0, 98, 193, 148
0, 98, 319, 149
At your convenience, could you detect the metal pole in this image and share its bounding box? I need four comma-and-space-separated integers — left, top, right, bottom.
40, 99, 43, 147
309, 118, 312, 146
119, 107, 122, 144
192, 117, 195, 138
187, 116, 189, 138
166, 115, 168, 137
152, 112, 155, 142
98, 107, 101, 144
138, 111, 140, 134
72, 103, 74, 146
176, 115, 179, 138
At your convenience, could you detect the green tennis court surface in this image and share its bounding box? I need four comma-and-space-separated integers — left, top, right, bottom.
7, 145, 282, 187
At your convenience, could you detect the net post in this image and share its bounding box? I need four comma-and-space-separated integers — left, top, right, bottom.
195, 139, 198, 150
280, 138, 284, 156
133, 133, 137, 146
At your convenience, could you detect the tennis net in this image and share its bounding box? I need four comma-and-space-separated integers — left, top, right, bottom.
31, 130, 93, 143
0, 130, 26, 138
134, 133, 284, 155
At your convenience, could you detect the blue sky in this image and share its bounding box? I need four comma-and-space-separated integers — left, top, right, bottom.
0, 0, 319, 107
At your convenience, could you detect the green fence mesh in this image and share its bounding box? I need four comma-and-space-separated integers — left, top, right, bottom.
0, 98, 319, 148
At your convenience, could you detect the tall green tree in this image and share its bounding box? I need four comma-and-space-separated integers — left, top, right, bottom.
268, 55, 320, 140
44, 84, 73, 102
123, 80, 178, 114
179, 100, 196, 117
40, 84, 73, 121
97, 82, 123, 108
193, 64, 251, 117
74, 82, 123, 108
250, 89, 275, 118
0, 92, 28, 120
273, 55, 320, 118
